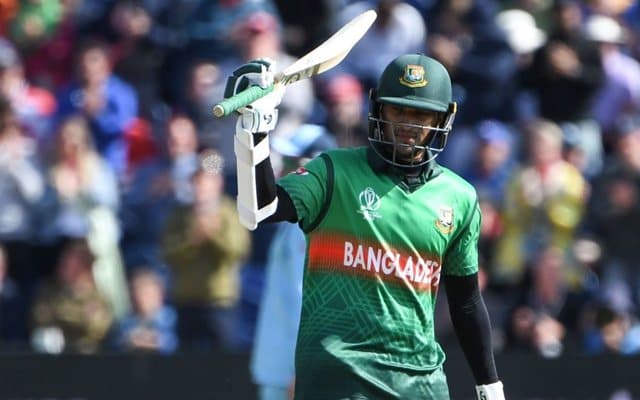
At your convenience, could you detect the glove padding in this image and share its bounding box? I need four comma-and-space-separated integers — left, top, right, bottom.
224, 58, 284, 134
476, 381, 505, 400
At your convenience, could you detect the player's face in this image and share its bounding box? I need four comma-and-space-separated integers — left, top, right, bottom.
380, 105, 439, 162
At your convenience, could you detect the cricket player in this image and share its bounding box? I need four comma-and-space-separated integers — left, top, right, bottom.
225, 53, 505, 399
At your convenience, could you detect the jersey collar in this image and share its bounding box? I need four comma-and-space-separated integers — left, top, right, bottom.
366, 147, 442, 189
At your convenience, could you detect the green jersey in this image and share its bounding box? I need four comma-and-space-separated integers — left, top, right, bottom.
278, 147, 481, 399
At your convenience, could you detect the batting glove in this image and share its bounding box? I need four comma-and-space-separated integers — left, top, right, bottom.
224, 58, 284, 134
476, 381, 505, 400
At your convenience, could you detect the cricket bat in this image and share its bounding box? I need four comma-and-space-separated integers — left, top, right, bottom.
213, 9, 377, 118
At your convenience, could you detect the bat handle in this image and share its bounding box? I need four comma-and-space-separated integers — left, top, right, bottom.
212, 84, 275, 118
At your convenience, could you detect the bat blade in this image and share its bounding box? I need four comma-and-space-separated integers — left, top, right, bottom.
213, 9, 377, 118
276, 9, 376, 85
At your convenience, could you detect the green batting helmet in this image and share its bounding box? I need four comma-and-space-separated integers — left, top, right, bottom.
368, 54, 457, 167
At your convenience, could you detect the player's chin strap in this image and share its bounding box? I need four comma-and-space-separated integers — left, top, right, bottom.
476, 381, 505, 400
234, 106, 279, 230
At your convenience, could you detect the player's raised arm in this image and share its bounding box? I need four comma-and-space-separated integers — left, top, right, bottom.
219, 11, 377, 231
223, 59, 297, 230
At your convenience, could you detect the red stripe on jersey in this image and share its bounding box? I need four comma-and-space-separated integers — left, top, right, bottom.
307, 232, 441, 293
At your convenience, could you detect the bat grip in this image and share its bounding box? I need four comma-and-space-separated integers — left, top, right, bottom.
213, 84, 275, 118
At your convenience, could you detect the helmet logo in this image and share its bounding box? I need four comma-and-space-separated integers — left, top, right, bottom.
400, 64, 428, 88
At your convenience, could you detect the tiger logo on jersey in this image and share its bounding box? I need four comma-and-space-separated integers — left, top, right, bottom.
435, 205, 454, 234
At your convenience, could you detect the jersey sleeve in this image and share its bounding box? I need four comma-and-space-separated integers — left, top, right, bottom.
277, 155, 328, 232
443, 200, 481, 276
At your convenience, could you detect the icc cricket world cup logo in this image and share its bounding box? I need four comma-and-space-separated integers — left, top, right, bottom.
358, 187, 381, 221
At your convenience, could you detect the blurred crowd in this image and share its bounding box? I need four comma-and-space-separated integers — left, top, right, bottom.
0, 0, 640, 361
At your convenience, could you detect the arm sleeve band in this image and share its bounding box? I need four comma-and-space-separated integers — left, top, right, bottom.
444, 273, 499, 385
251, 138, 297, 224
254, 133, 277, 210
264, 185, 298, 223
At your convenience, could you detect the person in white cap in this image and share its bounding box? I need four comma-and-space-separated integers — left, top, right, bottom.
495, 8, 549, 123
496, 9, 547, 57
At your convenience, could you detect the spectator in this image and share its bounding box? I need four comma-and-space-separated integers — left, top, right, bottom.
0, 95, 47, 296
119, 113, 200, 273
460, 119, 517, 207
495, 8, 548, 124
149, 0, 225, 107
43, 114, 129, 318
7, 0, 63, 54
110, 267, 178, 354
30, 237, 114, 354
55, 38, 139, 178
16, 0, 83, 91
494, 119, 588, 285
44, 115, 119, 241
180, 59, 223, 148
271, 0, 336, 57
0, 38, 57, 147
520, 0, 605, 178
504, 245, 590, 357
585, 15, 640, 145
585, 114, 640, 310
463, 121, 519, 274
108, 0, 168, 122
162, 150, 250, 352
582, 300, 640, 355
317, 73, 368, 148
